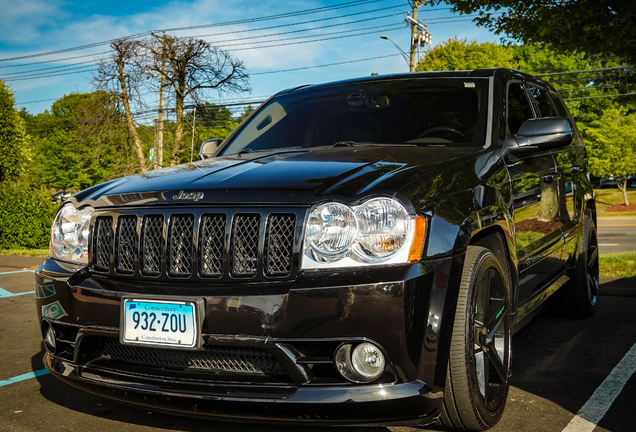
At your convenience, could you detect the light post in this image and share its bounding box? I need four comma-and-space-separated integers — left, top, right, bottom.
380, 35, 410, 70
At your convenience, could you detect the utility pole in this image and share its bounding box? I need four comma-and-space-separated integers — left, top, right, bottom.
406, 1, 432, 72
409, 2, 420, 72
150, 30, 167, 170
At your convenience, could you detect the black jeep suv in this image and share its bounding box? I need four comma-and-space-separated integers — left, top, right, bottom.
36, 69, 598, 430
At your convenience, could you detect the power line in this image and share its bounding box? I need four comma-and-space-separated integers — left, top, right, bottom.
6, 26, 404, 82
564, 92, 636, 101
229, 26, 403, 52
252, 53, 402, 75
162, 0, 386, 33
0, 52, 110, 70
0, 0, 386, 63
214, 23, 403, 49
536, 65, 633, 77
4, 8, 403, 78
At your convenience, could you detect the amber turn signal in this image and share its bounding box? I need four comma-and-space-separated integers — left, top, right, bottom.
408, 215, 426, 262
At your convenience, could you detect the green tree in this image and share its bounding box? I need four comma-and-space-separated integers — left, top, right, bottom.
416, 37, 517, 71
427, 0, 636, 63
25, 91, 136, 190
0, 79, 27, 183
586, 107, 636, 206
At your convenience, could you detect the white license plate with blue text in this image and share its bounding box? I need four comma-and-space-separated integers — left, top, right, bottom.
122, 299, 197, 348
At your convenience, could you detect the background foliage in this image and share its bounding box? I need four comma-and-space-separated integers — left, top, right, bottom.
0, 182, 57, 249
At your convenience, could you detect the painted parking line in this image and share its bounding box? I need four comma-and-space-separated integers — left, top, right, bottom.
0, 287, 35, 298
598, 224, 636, 227
0, 369, 49, 388
0, 270, 35, 275
599, 244, 619, 246
562, 342, 636, 432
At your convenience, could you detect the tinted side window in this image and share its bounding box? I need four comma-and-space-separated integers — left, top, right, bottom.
528, 85, 558, 117
508, 83, 534, 135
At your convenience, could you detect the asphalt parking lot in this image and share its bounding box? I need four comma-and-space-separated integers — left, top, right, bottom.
1, 258, 635, 432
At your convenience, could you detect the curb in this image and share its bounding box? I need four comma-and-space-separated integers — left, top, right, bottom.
0, 255, 46, 269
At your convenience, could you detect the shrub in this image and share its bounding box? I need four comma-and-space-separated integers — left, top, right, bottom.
0, 183, 57, 249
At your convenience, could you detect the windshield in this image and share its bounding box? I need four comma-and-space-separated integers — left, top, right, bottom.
220, 78, 489, 156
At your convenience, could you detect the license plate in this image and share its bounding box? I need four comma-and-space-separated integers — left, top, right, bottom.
121, 299, 198, 348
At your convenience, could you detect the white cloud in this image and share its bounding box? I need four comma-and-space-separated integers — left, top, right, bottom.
0, 0, 67, 44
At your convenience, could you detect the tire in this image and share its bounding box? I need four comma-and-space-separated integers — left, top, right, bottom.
439, 246, 512, 431
546, 211, 599, 319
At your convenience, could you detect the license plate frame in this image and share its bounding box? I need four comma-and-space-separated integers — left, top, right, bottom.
119, 296, 204, 350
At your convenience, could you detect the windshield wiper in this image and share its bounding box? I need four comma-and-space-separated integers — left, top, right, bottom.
238, 149, 253, 155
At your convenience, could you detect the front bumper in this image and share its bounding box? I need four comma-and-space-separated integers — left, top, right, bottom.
35, 254, 464, 426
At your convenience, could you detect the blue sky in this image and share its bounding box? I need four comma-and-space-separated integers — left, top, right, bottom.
0, 0, 500, 115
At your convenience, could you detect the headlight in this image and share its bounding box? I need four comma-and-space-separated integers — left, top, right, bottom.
50, 203, 93, 264
302, 197, 425, 270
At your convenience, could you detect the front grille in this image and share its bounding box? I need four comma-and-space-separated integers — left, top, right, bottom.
93, 217, 113, 271
266, 214, 296, 275
199, 214, 226, 277
141, 215, 163, 276
92, 210, 297, 279
168, 214, 194, 277
115, 216, 137, 274
232, 214, 260, 277
103, 338, 286, 374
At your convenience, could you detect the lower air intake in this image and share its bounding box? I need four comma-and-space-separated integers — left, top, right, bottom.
103, 338, 286, 374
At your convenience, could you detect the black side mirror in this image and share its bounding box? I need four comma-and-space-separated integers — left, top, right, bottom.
509, 117, 573, 155
199, 138, 222, 160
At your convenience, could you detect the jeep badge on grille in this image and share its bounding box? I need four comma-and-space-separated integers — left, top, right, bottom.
173, 190, 204, 201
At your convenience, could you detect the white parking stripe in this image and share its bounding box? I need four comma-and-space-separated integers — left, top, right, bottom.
562, 342, 636, 432
0, 270, 34, 275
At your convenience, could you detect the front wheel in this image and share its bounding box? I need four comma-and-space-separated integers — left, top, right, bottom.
439, 246, 512, 431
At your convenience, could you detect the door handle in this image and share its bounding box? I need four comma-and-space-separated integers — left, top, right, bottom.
569, 165, 582, 174
542, 172, 561, 183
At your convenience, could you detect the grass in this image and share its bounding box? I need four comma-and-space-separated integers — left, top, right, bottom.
0, 249, 48, 257
599, 252, 636, 278
595, 188, 636, 216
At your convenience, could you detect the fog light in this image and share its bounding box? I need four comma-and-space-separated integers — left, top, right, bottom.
351, 342, 385, 380
334, 342, 385, 383
45, 325, 57, 353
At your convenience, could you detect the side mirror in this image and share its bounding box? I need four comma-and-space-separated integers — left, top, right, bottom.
509, 117, 573, 155
199, 138, 222, 160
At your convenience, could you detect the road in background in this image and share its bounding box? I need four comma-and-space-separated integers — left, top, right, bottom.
597, 216, 636, 254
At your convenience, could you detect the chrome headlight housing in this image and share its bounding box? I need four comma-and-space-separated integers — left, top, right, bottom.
302, 197, 425, 270
50, 203, 93, 264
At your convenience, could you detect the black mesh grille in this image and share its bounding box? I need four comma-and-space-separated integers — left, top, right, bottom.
169, 214, 194, 277
93, 209, 297, 279
93, 217, 113, 272
141, 215, 163, 276
265, 214, 296, 276
115, 216, 137, 274
103, 339, 286, 374
199, 214, 226, 277
232, 214, 260, 276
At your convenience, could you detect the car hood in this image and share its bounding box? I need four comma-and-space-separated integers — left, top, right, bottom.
77, 146, 477, 208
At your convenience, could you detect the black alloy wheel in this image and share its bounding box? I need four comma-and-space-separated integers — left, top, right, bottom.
473, 265, 510, 411
439, 245, 512, 431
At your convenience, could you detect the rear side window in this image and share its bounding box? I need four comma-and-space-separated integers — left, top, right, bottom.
508, 83, 534, 135
549, 90, 571, 118
528, 85, 558, 117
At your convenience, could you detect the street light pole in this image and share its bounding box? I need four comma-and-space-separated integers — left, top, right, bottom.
380, 35, 410, 69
